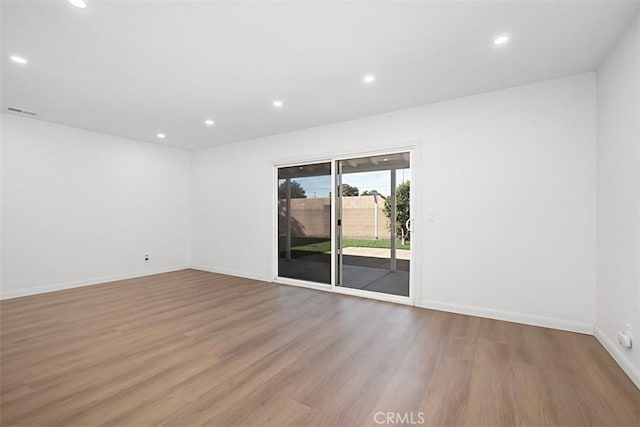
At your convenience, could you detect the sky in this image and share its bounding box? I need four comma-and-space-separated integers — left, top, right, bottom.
280, 169, 410, 198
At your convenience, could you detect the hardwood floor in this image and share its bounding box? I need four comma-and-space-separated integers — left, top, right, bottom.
1, 269, 638, 426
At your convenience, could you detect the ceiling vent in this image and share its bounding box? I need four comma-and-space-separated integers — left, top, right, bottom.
7, 107, 37, 116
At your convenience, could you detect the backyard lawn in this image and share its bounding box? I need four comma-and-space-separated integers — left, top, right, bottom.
292, 238, 410, 253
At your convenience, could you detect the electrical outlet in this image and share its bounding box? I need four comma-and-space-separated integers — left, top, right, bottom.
618, 331, 632, 349
144, 254, 150, 262
617, 324, 633, 349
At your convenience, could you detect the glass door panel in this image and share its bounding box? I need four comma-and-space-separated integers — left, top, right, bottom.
277, 162, 332, 284
335, 152, 411, 297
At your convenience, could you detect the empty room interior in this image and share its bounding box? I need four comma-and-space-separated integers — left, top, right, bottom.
1, 1, 640, 426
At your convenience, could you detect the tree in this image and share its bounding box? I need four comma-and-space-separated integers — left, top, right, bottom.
279, 180, 307, 199
383, 180, 410, 244
361, 189, 379, 196
341, 183, 359, 196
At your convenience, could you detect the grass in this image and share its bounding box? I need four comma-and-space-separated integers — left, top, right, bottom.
291, 238, 410, 253
344, 239, 411, 250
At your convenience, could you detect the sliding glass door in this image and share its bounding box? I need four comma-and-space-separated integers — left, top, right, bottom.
275, 150, 412, 301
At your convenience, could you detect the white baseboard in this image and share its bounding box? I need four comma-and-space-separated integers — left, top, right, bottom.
594, 326, 640, 390
189, 264, 271, 283
417, 299, 594, 335
0, 265, 189, 300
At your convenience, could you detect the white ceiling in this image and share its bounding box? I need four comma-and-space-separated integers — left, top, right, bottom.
2, 1, 638, 150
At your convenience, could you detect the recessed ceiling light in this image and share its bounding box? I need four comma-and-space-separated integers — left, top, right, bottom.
493, 35, 510, 45
157, 133, 166, 139
9, 55, 27, 64
383, 158, 389, 161
67, 0, 88, 9
205, 119, 215, 126
273, 100, 284, 108
363, 74, 376, 84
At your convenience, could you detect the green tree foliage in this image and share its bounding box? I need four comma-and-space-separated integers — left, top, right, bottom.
383, 180, 410, 244
279, 180, 307, 199
341, 183, 359, 196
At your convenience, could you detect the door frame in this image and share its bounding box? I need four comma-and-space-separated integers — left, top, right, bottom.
272, 145, 418, 306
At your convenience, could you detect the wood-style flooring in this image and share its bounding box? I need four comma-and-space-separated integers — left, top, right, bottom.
1, 269, 638, 426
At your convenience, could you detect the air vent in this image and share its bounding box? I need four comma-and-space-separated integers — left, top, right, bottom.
7, 107, 37, 116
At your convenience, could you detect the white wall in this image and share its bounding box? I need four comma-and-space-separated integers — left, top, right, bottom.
1, 113, 191, 298
191, 73, 597, 333
595, 14, 640, 388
